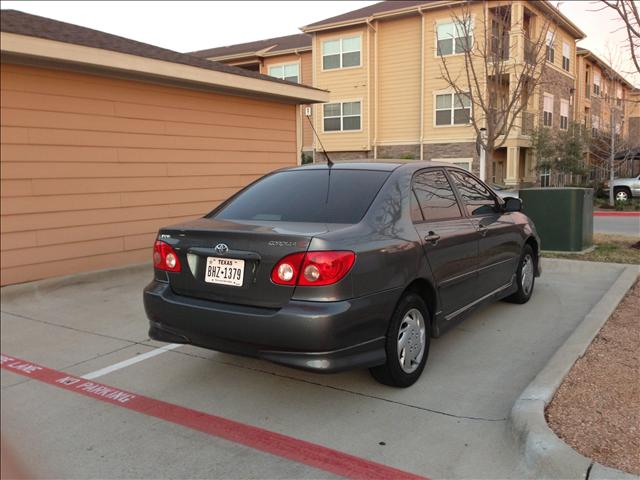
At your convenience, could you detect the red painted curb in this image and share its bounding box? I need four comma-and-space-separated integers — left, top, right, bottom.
593, 212, 640, 217
0, 353, 428, 480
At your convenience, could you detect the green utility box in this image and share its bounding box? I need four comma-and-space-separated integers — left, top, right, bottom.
519, 188, 593, 252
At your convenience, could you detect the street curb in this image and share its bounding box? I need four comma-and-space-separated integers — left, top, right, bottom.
0, 262, 152, 302
593, 211, 640, 217
509, 261, 639, 480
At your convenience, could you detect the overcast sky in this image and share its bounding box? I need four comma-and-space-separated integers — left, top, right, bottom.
2, 0, 637, 85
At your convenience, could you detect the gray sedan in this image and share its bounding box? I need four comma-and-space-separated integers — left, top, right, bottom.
144, 162, 541, 387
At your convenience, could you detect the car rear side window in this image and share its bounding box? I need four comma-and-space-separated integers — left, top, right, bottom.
214, 170, 390, 224
448, 170, 498, 216
412, 169, 462, 221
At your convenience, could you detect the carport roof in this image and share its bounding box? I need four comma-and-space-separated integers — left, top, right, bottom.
0, 9, 328, 104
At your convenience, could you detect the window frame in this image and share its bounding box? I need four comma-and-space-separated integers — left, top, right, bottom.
562, 41, 570, 71
431, 157, 473, 171
435, 18, 474, 57
411, 167, 464, 223
447, 167, 501, 217
267, 61, 301, 83
546, 31, 555, 63
322, 99, 363, 133
321, 34, 362, 71
560, 99, 569, 130
540, 168, 551, 187
433, 91, 473, 127
543, 93, 554, 127
593, 72, 601, 96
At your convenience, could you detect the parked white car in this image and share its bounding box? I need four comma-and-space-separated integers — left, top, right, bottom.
603, 175, 640, 202
489, 183, 519, 199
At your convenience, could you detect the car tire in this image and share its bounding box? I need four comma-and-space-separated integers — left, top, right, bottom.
369, 292, 430, 388
614, 187, 631, 202
505, 245, 535, 304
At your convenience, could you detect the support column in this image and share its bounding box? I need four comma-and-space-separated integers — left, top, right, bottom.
505, 146, 519, 186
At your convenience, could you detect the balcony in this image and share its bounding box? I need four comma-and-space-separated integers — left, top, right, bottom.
490, 34, 510, 61
524, 38, 535, 65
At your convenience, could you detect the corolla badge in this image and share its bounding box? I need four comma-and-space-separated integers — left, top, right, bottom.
214, 243, 229, 255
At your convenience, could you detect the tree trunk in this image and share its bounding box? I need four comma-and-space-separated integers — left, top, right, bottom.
609, 110, 616, 206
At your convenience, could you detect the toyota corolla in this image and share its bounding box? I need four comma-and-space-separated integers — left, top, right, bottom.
144, 162, 540, 387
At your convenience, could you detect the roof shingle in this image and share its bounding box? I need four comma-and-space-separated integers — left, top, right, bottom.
303, 1, 433, 29
0, 9, 314, 88
190, 33, 311, 59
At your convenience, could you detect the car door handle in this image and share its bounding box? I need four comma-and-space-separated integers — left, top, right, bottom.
424, 231, 440, 245
477, 225, 488, 237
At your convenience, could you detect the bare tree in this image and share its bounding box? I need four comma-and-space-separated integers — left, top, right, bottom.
437, 1, 556, 181
598, 0, 640, 75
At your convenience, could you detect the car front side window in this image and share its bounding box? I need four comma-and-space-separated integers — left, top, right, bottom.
448, 170, 498, 216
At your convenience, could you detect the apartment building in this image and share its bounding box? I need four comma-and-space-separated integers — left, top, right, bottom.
191, 34, 316, 160
203, 1, 640, 185
575, 48, 635, 140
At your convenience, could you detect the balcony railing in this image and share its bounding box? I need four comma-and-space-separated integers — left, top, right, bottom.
522, 112, 535, 135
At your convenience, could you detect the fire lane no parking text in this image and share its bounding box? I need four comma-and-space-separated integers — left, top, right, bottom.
0, 353, 429, 480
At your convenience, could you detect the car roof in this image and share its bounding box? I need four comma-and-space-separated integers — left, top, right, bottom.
283, 160, 453, 173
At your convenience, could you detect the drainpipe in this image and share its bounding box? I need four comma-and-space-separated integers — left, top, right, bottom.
419, 7, 425, 160
367, 18, 378, 159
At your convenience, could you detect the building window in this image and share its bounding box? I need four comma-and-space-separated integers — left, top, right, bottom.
616, 85, 623, 107
540, 168, 550, 187
560, 99, 569, 130
591, 114, 600, 136
432, 158, 473, 171
593, 72, 601, 96
543, 93, 554, 127
437, 20, 472, 56
435, 92, 471, 126
268, 63, 299, 83
546, 31, 555, 63
322, 36, 361, 70
562, 42, 570, 71
323, 101, 361, 132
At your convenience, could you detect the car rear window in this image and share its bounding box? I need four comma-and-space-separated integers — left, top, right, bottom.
214, 169, 390, 224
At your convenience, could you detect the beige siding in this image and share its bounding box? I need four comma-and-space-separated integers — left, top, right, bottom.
0, 63, 297, 285
377, 16, 422, 144
314, 26, 370, 152
261, 51, 314, 152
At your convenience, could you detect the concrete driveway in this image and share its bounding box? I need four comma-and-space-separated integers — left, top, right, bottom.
0, 259, 629, 479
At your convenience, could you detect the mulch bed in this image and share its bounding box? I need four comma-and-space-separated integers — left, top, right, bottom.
546, 280, 640, 475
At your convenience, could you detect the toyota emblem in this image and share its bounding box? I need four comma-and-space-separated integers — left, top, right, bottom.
214, 243, 229, 255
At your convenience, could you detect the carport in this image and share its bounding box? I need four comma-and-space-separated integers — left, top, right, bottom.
0, 10, 327, 286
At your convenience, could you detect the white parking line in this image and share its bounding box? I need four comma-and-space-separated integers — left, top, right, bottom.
81, 344, 181, 380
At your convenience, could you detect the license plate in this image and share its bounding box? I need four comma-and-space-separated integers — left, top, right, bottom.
204, 257, 244, 287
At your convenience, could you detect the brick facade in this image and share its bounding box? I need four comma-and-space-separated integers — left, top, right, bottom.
422, 142, 480, 173
377, 144, 421, 159
539, 67, 575, 129
630, 118, 640, 148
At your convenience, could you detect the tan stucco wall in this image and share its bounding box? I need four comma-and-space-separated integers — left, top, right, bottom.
0, 63, 298, 285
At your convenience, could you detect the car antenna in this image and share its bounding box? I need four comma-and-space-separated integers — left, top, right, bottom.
306, 112, 333, 167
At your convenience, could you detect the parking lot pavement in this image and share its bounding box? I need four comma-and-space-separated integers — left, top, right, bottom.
594, 215, 640, 236
0, 260, 629, 479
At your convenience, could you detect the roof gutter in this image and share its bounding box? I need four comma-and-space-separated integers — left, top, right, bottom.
0, 32, 329, 104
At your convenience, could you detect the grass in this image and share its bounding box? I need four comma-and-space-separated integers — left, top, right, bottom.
543, 234, 640, 264
594, 197, 640, 211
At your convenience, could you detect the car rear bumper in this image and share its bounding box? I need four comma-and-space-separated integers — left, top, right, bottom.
143, 280, 400, 373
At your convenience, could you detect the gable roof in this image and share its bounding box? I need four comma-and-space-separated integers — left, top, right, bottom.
577, 48, 636, 89
0, 10, 317, 91
303, 1, 433, 29
190, 33, 311, 60
301, 0, 585, 39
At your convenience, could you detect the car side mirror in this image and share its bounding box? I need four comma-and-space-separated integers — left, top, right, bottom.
504, 197, 522, 212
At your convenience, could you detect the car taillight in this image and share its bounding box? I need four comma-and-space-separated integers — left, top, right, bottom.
153, 240, 181, 272
271, 251, 355, 286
